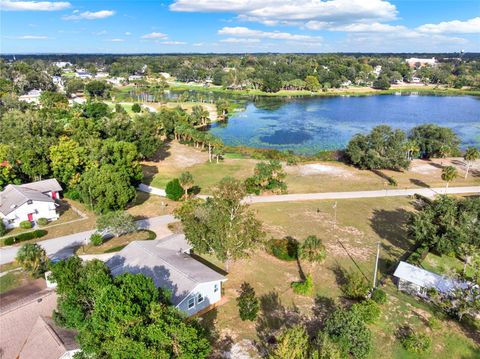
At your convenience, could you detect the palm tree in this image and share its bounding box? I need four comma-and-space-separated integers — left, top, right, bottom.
464, 146, 479, 179
16, 243, 49, 278
179, 171, 194, 199
441, 165, 458, 190
404, 140, 420, 161
298, 235, 326, 271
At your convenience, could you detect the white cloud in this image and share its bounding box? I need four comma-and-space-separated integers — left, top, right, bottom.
220, 37, 260, 43
141, 32, 168, 39
108, 38, 124, 42
193, 42, 204, 46
306, 21, 406, 32
125, 32, 131, 36
417, 17, 480, 34
218, 26, 321, 42
63, 10, 115, 20
92, 30, 107, 35
0, 0, 70, 11
16, 35, 49, 39
161, 41, 187, 45
171, 0, 397, 25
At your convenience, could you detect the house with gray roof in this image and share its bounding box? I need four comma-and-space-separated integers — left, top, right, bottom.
106, 234, 227, 316
0, 179, 62, 229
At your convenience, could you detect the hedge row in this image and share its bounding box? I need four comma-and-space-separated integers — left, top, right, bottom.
3, 230, 48, 246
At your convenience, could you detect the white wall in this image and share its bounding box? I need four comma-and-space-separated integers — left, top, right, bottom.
177, 280, 224, 316
2, 201, 58, 229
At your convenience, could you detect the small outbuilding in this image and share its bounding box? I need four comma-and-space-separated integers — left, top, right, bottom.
393, 261, 469, 297
106, 234, 227, 316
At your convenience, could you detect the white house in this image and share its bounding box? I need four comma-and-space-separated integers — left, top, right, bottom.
406, 57, 437, 68
19, 89, 42, 104
54, 61, 72, 68
128, 75, 144, 82
75, 71, 92, 80
106, 234, 227, 316
0, 179, 62, 229
106, 77, 126, 86
393, 261, 469, 297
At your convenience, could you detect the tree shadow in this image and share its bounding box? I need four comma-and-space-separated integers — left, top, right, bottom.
370, 208, 411, 252
141, 164, 159, 186
306, 295, 337, 336
199, 308, 234, 359
409, 178, 430, 188
151, 141, 172, 161
255, 291, 303, 355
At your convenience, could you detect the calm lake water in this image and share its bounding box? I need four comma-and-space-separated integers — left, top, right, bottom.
208, 95, 480, 155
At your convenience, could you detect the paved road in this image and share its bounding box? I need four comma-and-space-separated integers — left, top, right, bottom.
139, 183, 480, 204
0, 215, 177, 266
245, 186, 480, 204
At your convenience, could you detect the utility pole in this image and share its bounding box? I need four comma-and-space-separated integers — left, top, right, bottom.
373, 241, 381, 288
332, 201, 337, 232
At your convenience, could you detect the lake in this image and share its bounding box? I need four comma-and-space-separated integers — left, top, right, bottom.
208, 95, 480, 155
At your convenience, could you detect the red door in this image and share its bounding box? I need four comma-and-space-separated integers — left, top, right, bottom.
51, 191, 57, 200
27, 213, 34, 221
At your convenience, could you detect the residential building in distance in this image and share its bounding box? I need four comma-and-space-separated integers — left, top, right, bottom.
405, 57, 437, 68
0, 179, 62, 229
106, 234, 227, 316
18, 89, 42, 104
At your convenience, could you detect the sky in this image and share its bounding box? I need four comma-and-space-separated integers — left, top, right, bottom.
0, 0, 479, 54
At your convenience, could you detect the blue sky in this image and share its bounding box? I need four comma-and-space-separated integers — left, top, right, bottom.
1, 0, 479, 53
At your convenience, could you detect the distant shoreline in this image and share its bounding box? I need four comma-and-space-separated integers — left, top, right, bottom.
170, 83, 480, 98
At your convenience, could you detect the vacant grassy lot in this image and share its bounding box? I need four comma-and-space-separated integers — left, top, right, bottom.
0, 271, 29, 294
143, 143, 480, 195
199, 197, 479, 358
421, 252, 475, 279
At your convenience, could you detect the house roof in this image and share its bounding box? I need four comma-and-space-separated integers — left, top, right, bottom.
106, 234, 226, 305
393, 261, 469, 293
18, 316, 78, 359
0, 179, 62, 216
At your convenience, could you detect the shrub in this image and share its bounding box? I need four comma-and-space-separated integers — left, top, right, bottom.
341, 270, 370, 300
292, 274, 314, 296
144, 229, 156, 240
20, 220, 33, 229
370, 288, 387, 304
16, 243, 49, 278
400, 331, 431, 353
351, 300, 381, 323
90, 233, 104, 246
37, 218, 49, 226
236, 282, 259, 321
64, 189, 80, 201
97, 211, 137, 237
0, 221, 6, 236
165, 178, 184, 201
3, 230, 48, 245
131, 103, 141, 113
267, 237, 298, 261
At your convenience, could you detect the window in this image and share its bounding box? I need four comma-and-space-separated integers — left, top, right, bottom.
27, 200, 33, 205
214, 284, 219, 293
8, 219, 15, 224
197, 293, 204, 304
188, 297, 195, 309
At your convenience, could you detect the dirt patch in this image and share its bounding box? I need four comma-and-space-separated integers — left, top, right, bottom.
143, 141, 209, 171
286, 163, 354, 178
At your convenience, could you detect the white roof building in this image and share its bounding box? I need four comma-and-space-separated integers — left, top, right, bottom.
393, 261, 469, 296
106, 234, 227, 316
406, 57, 437, 68
19, 89, 42, 104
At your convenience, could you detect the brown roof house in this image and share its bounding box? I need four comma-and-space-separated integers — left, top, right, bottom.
0, 179, 62, 229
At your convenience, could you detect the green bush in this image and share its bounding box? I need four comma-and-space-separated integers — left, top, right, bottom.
267, 237, 298, 261
341, 270, 370, 300
351, 300, 381, 323
64, 189, 81, 201
371, 288, 387, 304
291, 274, 314, 295
0, 221, 6, 236
165, 178, 184, 201
401, 331, 432, 353
144, 229, 156, 240
131, 103, 141, 113
90, 233, 104, 246
3, 230, 48, 246
37, 218, 49, 226
20, 220, 33, 229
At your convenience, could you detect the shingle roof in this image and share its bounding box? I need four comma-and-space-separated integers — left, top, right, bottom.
393, 261, 469, 293
18, 316, 78, 359
0, 179, 61, 216
106, 234, 226, 305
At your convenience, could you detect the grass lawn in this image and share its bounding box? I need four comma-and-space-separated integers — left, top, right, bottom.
0, 270, 29, 294
197, 197, 479, 358
143, 143, 479, 195
126, 191, 178, 219
421, 252, 474, 279
75, 230, 155, 255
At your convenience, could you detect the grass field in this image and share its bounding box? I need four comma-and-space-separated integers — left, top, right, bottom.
421, 252, 475, 279
0, 271, 29, 294
197, 197, 479, 358
143, 143, 480, 195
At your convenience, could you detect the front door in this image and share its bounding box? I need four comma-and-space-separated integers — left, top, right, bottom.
51, 191, 57, 200
27, 213, 33, 222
